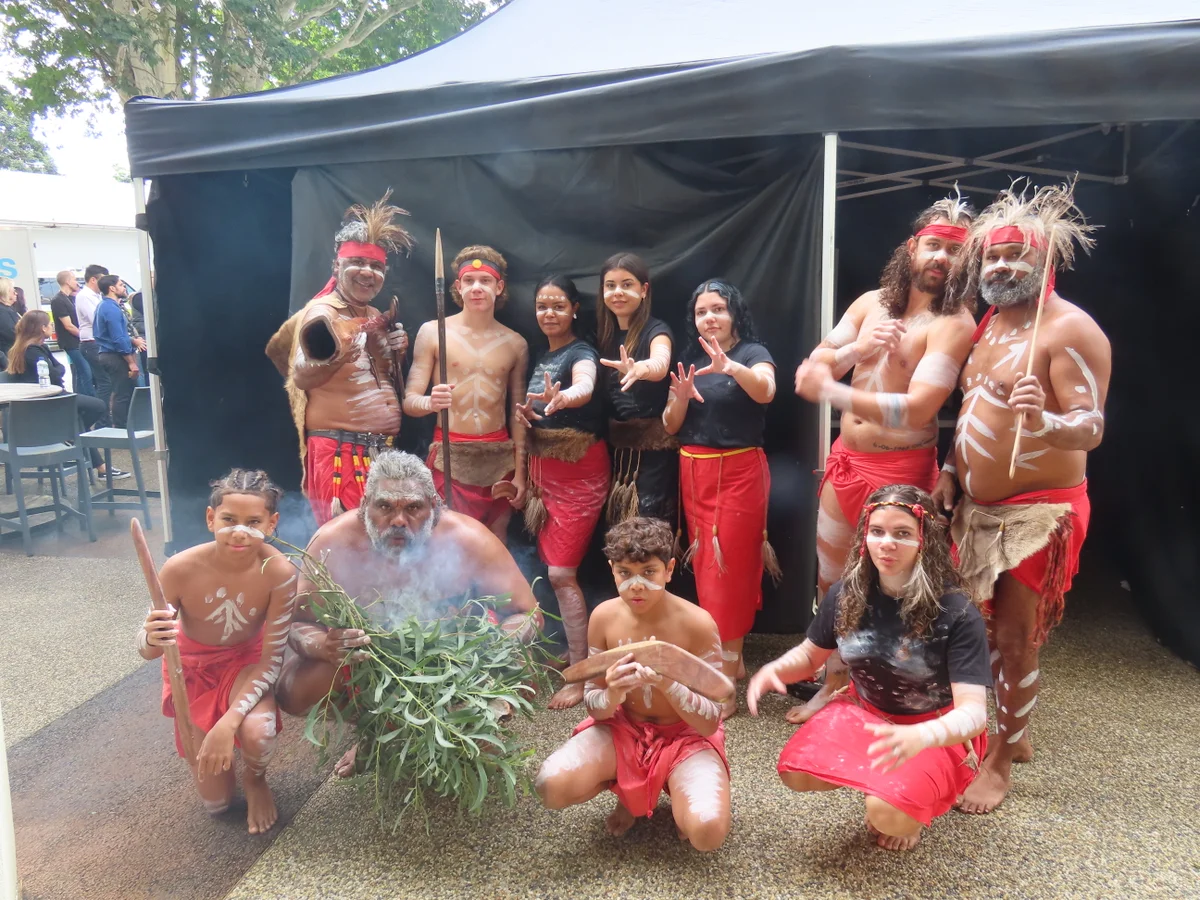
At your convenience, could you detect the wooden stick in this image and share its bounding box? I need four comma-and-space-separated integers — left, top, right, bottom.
388, 295, 405, 402
1008, 226, 1058, 479
563, 640, 735, 703
435, 228, 454, 509
131, 518, 199, 765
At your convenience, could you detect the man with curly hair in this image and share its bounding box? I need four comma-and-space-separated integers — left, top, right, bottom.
404, 245, 529, 541
791, 195, 978, 724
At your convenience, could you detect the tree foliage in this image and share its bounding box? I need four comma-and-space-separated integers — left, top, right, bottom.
0, 86, 57, 174
0, 0, 497, 116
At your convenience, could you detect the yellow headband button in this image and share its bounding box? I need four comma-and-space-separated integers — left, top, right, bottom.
472, 259, 483, 269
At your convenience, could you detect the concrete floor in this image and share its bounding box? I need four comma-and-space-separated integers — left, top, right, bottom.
4, 455, 1199, 899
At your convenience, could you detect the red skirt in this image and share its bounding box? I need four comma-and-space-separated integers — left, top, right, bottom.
304, 435, 375, 526
819, 437, 939, 527
777, 686, 986, 827
680, 445, 770, 641
530, 439, 610, 568
161, 630, 282, 759
573, 706, 729, 819
427, 427, 514, 527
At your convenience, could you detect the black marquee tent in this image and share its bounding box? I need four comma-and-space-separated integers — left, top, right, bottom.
124, 0, 1200, 662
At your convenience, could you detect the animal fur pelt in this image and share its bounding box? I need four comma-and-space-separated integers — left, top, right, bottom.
428, 439, 515, 487
526, 427, 597, 463
951, 497, 1072, 602
607, 416, 679, 452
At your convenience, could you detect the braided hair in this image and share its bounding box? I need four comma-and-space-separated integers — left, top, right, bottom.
208, 469, 283, 514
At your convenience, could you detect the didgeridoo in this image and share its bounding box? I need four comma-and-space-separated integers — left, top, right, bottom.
563, 640, 735, 704
131, 518, 199, 765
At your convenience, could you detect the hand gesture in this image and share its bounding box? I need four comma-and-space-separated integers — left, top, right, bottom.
930, 470, 958, 525
196, 722, 236, 779
322, 627, 371, 666
143, 607, 179, 647
513, 397, 541, 429
527, 372, 567, 416
1009, 373, 1047, 431
695, 336, 731, 376
385, 325, 409, 355
668, 363, 704, 405
600, 346, 645, 392
746, 661, 788, 717
430, 382, 454, 412
865, 721, 927, 773
603, 652, 659, 704
794, 359, 834, 403
856, 319, 906, 360
509, 472, 527, 510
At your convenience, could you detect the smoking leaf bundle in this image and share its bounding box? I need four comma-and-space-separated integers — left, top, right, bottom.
299, 556, 546, 832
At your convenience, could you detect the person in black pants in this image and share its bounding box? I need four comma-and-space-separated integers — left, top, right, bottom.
4, 310, 129, 479
92, 274, 141, 429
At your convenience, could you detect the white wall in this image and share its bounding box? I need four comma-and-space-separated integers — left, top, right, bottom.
31, 227, 144, 297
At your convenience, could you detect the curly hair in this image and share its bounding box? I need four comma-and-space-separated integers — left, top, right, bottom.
835, 484, 972, 640
333, 188, 415, 258
878, 194, 976, 318
209, 469, 284, 514
604, 516, 675, 566
450, 245, 510, 308
681, 279, 762, 364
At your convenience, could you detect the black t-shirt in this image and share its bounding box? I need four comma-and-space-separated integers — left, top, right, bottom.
526, 339, 605, 437
17, 344, 66, 388
678, 340, 774, 448
808, 580, 991, 716
0, 304, 19, 355
50, 291, 80, 351
603, 317, 673, 422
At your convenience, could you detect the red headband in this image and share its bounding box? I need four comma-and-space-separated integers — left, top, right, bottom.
858, 500, 930, 557
915, 223, 968, 243
985, 226, 1043, 249
457, 259, 503, 281
337, 241, 387, 263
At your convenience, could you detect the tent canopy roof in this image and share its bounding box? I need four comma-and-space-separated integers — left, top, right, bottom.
125, 0, 1200, 176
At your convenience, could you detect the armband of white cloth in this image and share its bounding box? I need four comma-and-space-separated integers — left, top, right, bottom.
559, 360, 597, 404
941, 462, 957, 476
911, 352, 962, 391
664, 680, 721, 721
826, 314, 859, 349
915, 705, 987, 749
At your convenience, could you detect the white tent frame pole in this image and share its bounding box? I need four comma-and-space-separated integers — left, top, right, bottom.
839, 139, 1121, 185
818, 133, 838, 473
133, 178, 173, 547
0, 702, 16, 900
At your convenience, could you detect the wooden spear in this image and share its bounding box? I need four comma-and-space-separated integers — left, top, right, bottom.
1008, 226, 1058, 479
435, 228, 454, 509
131, 518, 199, 765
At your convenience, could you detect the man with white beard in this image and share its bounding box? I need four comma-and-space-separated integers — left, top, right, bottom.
275, 450, 540, 776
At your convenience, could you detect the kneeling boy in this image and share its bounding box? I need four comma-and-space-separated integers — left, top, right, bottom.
535, 517, 731, 851
138, 469, 298, 834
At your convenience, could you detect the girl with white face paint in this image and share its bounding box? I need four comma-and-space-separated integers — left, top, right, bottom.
536, 517, 731, 852
595, 253, 680, 528
137, 469, 298, 835
515, 275, 610, 709
747, 484, 991, 852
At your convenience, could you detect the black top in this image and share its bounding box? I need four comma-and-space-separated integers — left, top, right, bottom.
678, 340, 774, 448
0, 304, 20, 355
526, 339, 605, 437
603, 316, 673, 422
808, 580, 991, 716
50, 291, 81, 351
15, 344, 66, 388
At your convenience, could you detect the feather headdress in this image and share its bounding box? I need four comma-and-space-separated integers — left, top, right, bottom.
333, 188, 415, 257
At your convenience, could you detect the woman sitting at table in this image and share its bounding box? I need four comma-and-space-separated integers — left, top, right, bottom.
6, 310, 129, 480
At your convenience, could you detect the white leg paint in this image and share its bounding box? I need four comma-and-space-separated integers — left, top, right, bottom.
671, 752, 727, 824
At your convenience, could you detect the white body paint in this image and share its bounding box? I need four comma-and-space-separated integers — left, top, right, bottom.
982, 259, 1035, 281
664, 680, 721, 721
910, 352, 961, 391
538, 727, 611, 780
1017, 669, 1040, 689
205, 593, 249, 642
617, 574, 664, 593
670, 752, 726, 824
826, 314, 859, 349
217, 524, 266, 540
865, 534, 921, 548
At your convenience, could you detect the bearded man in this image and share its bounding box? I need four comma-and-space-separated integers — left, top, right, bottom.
791, 195, 977, 723
275, 450, 541, 775
266, 192, 413, 525
932, 183, 1110, 814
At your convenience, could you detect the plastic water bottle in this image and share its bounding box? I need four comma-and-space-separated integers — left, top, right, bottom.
36, 358, 50, 387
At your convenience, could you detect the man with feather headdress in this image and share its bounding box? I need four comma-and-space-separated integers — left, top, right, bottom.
932, 181, 1111, 813
266, 192, 415, 525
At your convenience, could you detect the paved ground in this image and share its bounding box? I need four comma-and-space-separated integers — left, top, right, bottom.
3, 452, 1198, 899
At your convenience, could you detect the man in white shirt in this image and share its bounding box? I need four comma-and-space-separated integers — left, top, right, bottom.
75, 264, 111, 424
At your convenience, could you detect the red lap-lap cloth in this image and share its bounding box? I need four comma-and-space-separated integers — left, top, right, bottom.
161, 630, 281, 759
304, 435, 378, 526
530, 439, 610, 567
427, 427, 514, 527
573, 705, 729, 819
680, 445, 771, 641
777, 686, 986, 827
819, 437, 939, 526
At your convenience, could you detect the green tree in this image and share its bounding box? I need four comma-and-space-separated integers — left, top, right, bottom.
0, 86, 58, 173
0, 1, 498, 116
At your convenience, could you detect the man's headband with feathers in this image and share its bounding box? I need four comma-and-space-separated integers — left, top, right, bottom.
333, 189, 416, 258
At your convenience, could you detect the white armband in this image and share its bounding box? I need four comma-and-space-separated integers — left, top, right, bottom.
916, 705, 987, 748
664, 680, 721, 721
911, 352, 961, 391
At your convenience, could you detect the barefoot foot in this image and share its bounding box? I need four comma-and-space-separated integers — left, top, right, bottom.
785, 682, 845, 725
956, 762, 1011, 814
547, 682, 585, 710
604, 801, 637, 837
244, 774, 278, 835
333, 743, 359, 779
875, 828, 921, 851
720, 697, 738, 721
1011, 735, 1034, 764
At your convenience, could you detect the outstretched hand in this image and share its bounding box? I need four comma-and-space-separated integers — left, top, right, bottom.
669, 363, 704, 405
746, 662, 788, 717
600, 345, 646, 392
527, 372, 568, 416
695, 336, 732, 375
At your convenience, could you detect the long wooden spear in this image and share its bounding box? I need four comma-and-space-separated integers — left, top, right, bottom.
1008, 226, 1058, 479
435, 228, 454, 509
131, 518, 199, 765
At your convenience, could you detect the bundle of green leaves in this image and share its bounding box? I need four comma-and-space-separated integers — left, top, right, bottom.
299, 557, 547, 832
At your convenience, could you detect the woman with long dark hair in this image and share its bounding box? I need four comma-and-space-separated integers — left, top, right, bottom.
747, 484, 991, 851
515, 276, 610, 708
662, 280, 778, 714
6, 311, 124, 478
596, 253, 677, 525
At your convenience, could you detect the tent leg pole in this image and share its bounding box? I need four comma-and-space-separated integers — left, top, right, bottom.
133, 177, 174, 552
818, 133, 838, 474
0, 702, 16, 900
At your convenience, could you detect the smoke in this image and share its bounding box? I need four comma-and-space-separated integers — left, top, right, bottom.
272, 491, 318, 552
